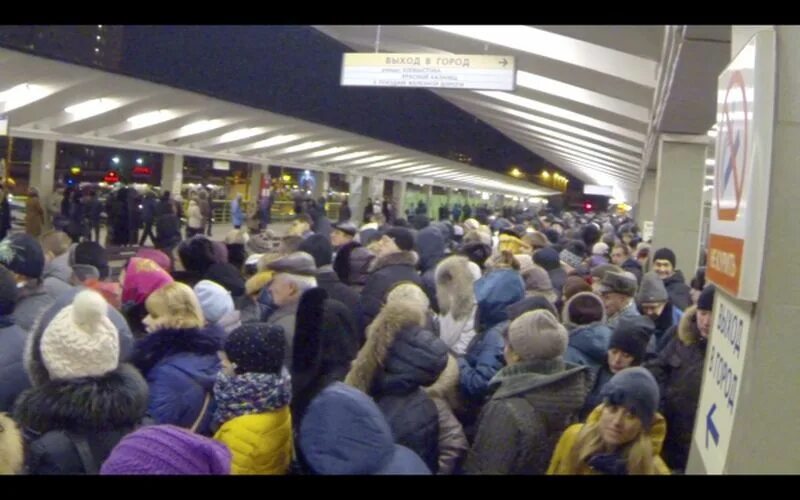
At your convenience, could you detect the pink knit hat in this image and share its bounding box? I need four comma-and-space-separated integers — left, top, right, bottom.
121, 257, 174, 306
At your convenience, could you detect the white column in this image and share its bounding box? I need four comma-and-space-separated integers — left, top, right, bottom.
636, 169, 657, 228
347, 174, 366, 224
652, 134, 708, 275
161, 153, 184, 196
423, 184, 433, 217
686, 25, 800, 475
30, 139, 56, 197
312, 171, 330, 201
392, 179, 407, 220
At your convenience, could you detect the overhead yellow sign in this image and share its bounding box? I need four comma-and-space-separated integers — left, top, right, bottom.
341, 53, 516, 91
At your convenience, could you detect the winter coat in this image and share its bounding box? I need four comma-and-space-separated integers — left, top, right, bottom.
435, 256, 479, 357
346, 300, 447, 474
606, 299, 641, 330
621, 257, 643, 284
290, 289, 359, 431
316, 268, 361, 326
643, 306, 707, 471
141, 196, 156, 223
187, 201, 203, 229
564, 323, 612, 370
430, 397, 468, 475
130, 327, 224, 436
0, 195, 11, 234
266, 302, 299, 370
212, 371, 293, 475
547, 404, 670, 475
13, 282, 55, 333
25, 196, 45, 237
663, 271, 692, 311
458, 269, 525, 404
13, 364, 149, 474
42, 252, 73, 301
154, 213, 182, 252
417, 226, 446, 312
465, 359, 590, 474
0, 319, 29, 411
333, 240, 374, 290
231, 198, 245, 227
645, 302, 683, 359
360, 250, 422, 329
579, 364, 615, 420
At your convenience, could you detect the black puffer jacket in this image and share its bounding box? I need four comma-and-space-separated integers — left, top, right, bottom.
316, 269, 361, 333
359, 251, 422, 329
13, 364, 149, 474
372, 325, 448, 474
644, 306, 706, 471
663, 271, 692, 311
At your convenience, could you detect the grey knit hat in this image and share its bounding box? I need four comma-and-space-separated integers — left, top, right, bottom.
636, 272, 669, 304
508, 309, 568, 361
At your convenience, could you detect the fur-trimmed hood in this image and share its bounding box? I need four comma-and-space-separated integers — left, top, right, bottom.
368, 250, 419, 274
424, 354, 461, 410
130, 326, 225, 376
345, 300, 426, 393
677, 306, 703, 346
435, 255, 477, 321
13, 363, 148, 435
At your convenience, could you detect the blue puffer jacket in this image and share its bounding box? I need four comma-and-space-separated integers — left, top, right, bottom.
130, 327, 224, 436
0, 319, 29, 411
564, 323, 613, 370
458, 269, 525, 403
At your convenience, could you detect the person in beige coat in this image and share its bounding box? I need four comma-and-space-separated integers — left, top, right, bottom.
25, 188, 45, 237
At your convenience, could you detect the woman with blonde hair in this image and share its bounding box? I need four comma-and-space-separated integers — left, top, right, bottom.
130, 281, 224, 436
547, 367, 670, 475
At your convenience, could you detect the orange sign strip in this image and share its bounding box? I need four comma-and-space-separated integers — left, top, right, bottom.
707, 233, 744, 295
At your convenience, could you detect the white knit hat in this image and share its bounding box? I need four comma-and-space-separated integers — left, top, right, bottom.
40, 290, 120, 380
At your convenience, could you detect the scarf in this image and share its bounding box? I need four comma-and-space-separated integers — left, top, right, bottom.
211, 369, 292, 432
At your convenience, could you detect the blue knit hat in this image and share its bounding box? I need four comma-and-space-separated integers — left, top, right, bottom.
600, 367, 660, 428
0, 234, 45, 279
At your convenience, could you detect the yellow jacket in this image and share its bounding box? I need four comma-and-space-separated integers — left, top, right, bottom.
547, 405, 670, 475
213, 406, 293, 475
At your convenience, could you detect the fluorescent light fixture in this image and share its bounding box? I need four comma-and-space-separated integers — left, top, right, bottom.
179, 119, 227, 136
218, 128, 265, 143
423, 25, 657, 88
706, 159, 715, 166
65, 98, 120, 120
127, 110, 175, 128
283, 141, 326, 154
0, 83, 51, 112
112, 156, 120, 164
476, 90, 645, 142
306, 146, 348, 158
351, 155, 389, 166
244, 134, 302, 150
328, 151, 373, 162
707, 129, 718, 138
515, 71, 649, 123
705, 175, 714, 180
136, 158, 143, 165
362, 158, 407, 169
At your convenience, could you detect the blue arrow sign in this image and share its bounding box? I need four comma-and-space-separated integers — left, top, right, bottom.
706, 403, 720, 449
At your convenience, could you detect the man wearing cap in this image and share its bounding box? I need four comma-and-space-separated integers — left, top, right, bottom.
331, 222, 375, 292
264, 251, 319, 369
359, 226, 422, 329
589, 264, 624, 294
598, 270, 641, 330
636, 272, 683, 358
652, 248, 691, 311
644, 285, 715, 472
0, 233, 54, 332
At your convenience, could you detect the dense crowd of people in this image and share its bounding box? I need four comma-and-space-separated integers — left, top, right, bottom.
0, 188, 715, 475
